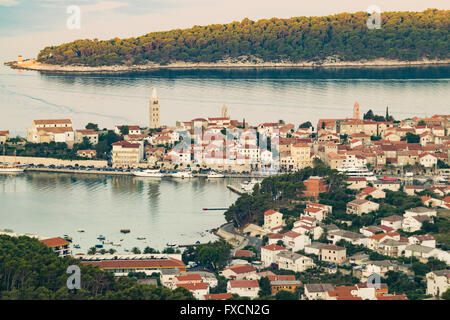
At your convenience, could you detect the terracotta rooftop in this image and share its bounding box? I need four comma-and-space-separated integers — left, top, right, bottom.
40, 237, 70, 248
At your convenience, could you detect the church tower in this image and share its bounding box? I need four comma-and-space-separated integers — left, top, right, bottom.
221, 104, 229, 118
149, 88, 160, 129
353, 102, 360, 119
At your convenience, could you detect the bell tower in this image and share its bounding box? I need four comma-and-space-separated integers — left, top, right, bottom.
353, 102, 360, 119
149, 88, 160, 129
221, 104, 228, 118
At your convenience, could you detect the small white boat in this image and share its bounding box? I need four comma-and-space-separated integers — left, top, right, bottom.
207, 171, 224, 178
137, 237, 146, 240
133, 169, 164, 178
171, 171, 193, 179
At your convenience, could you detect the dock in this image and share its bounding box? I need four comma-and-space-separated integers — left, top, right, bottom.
227, 184, 246, 195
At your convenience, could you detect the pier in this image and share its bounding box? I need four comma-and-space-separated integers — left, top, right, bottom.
227, 184, 246, 195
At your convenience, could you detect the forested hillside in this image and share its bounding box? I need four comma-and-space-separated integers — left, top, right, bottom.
0, 235, 194, 300
36, 9, 449, 67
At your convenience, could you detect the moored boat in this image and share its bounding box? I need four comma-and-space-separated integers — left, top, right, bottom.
133, 169, 164, 178
0, 165, 25, 173
171, 171, 193, 179
207, 171, 224, 178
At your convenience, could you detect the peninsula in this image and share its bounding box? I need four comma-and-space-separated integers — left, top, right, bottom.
6, 9, 450, 73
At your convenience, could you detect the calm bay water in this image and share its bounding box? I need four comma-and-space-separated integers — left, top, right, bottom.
0, 64, 449, 136
0, 172, 241, 253
1, 64, 449, 253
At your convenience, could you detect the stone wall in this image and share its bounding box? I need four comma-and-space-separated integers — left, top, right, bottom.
2, 155, 107, 168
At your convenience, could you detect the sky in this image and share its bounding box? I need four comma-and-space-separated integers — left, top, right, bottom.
0, 0, 449, 61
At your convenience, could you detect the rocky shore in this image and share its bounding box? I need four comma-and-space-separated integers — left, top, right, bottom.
5, 58, 450, 74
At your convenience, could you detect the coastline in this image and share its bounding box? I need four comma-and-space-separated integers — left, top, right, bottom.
5, 58, 450, 74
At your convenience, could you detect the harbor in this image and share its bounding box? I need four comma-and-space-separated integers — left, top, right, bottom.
0, 171, 244, 253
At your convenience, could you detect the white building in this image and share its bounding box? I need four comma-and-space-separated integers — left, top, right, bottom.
260, 244, 286, 268
282, 231, 311, 251
75, 129, 99, 145
276, 251, 315, 273
426, 270, 450, 297
26, 119, 74, 145
263, 210, 283, 232
227, 280, 259, 299
419, 153, 437, 168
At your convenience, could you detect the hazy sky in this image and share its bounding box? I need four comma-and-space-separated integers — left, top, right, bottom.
0, 0, 448, 61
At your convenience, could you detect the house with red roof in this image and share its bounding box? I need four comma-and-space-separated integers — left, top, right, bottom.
303, 206, 327, 221
176, 282, 209, 300
227, 280, 260, 299
260, 244, 287, 268
220, 264, 257, 280
172, 273, 203, 289
420, 196, 443, 208
367, 232, 400, 250
267, 233, 284, 245
281, 230, 311, 251
40, 237, 71, 257
263, 209, 283, 232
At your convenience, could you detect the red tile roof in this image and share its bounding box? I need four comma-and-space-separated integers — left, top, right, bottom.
224, 264, 256, 274
261, 244, 286, 251
176, 282, 209, 290
40, 237, 69, 248
234, 250, 254, 258
112, 141, 141, 148
176, 274, 202, 281
204, 293, 233, 300
229, 280, 259, 288
264, 209, 279, 216
81, 258, 185, 270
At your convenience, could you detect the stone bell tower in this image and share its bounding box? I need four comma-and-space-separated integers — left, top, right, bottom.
353, 101, 360, 120
149, 88, 160, 129
221, 104, 228, 118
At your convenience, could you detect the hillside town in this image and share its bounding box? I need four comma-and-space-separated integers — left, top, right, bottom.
1, 90, 449, 301
1, 89, 450, 177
